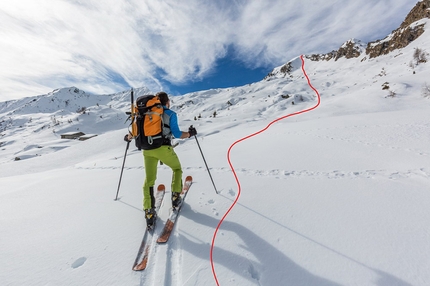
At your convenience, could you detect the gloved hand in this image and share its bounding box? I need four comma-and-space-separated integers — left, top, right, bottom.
188, 125, 197, 138
124, 134, 132, 142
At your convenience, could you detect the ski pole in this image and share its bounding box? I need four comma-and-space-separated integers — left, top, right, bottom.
115, 88, 135, 201
115, 140, 130, 200
194, 135, 218, 194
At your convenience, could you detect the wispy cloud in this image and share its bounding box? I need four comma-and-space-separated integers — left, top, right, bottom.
0, 0, 416, 100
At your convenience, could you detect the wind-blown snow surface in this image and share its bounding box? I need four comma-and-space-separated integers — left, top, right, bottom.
1, 21, 430, 286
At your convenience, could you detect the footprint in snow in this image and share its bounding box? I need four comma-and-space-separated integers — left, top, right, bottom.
71, 257, 87, 269
248, 263, 261, 282
228, 189, 236, 197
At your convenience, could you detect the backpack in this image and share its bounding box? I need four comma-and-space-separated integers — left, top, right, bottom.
133, 95, 164, 150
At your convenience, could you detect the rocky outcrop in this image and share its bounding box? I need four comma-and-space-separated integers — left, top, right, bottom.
335, 39, 366, 60
366, 0, 429, 58
307, 51, 336, 62
266, 1, 430, 79
307, 39, 366, 62
400, 0, 430, 28
308, 1, 430, 61
366, 24, 425, 58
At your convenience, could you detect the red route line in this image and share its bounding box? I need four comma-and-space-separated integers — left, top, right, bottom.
209, 55, 321, 285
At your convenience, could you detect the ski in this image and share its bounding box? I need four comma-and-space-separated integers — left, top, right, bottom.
132, 184, 165, 271
157, 176, 193, 244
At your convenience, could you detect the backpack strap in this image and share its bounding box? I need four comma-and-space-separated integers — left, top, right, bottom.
147, 135, 163, 145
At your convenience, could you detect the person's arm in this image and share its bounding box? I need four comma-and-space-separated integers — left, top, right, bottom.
169, 112, 189, 138
169, 112, 196, 139
178, 131, 190, 139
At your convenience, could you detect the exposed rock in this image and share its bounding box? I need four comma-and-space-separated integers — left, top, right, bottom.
307, 39, 365, 62
366, 0, 429, 58
335, 39, 366, 60
310, 1, 429, 61
280, 62, 293, 74
307, 51, 336, 62
401, 0, 430, 28
266, 1, 430, 78
366, 23, 426, 58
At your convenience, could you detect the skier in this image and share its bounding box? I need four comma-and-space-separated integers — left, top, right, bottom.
125, 92, 197, 228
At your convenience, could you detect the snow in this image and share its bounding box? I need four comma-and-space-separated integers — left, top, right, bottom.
1, 20, 430, 286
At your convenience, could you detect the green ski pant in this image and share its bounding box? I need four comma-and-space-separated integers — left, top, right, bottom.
142, 145, 183, 210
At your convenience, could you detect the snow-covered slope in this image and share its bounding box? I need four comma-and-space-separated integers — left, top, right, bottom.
1, 12, 430, 286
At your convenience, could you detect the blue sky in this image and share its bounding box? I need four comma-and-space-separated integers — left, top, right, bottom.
166, 46, 270, 95
0, 0, 418, 100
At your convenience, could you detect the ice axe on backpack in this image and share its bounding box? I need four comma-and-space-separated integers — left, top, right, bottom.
190, 125, 218, 194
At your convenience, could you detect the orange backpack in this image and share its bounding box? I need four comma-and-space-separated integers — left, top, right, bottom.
132, 95, 164, 150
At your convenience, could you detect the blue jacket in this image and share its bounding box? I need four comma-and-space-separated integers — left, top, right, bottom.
163, 107, 182, 139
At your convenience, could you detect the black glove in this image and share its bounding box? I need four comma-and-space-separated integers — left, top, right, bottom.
188, 125, 197, 137
124, 134, 132, 142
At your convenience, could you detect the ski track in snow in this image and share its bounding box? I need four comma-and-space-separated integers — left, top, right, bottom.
75, 165, 430, 181
140, 201, 185, 285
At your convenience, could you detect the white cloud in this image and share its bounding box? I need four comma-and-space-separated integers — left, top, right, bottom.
0, 0, 417, 100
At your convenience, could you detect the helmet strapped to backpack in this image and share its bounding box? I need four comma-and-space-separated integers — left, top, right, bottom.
133, 95, 164, 150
